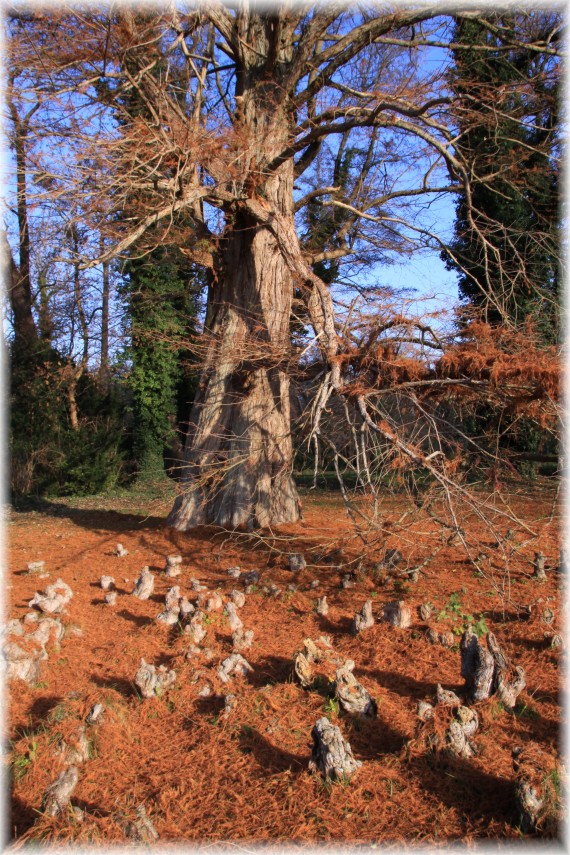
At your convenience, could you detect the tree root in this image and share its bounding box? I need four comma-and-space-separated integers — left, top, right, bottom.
382, 600, 412, 628
353, 600, 374, 634
132, 567, 154, 600
134, 658, 176, 698
334, 662, 377, 717
309, 717, 361, 781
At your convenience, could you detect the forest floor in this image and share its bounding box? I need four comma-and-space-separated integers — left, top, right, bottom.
5, 479, 564, 847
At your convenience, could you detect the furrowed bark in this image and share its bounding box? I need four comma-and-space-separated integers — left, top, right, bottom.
169, 61, 302, 530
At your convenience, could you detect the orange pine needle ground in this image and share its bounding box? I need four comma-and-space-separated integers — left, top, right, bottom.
6, 485, 562, 845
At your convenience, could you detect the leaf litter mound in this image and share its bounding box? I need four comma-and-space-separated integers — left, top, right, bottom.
6, 488, 563, 845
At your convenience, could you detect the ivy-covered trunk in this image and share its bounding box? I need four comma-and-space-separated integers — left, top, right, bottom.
168, 75, 301, 529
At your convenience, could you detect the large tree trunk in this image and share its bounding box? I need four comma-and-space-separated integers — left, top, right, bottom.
168, 211, 300, 529
168, 77, 301, 530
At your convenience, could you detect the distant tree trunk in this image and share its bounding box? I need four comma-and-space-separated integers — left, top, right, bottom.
6, 86, 38, 347
168, 93, 300, 529
100, 239, 110, 387
67, 226, 89, 431
1, 230, 37, 346
38, 267, 53, 343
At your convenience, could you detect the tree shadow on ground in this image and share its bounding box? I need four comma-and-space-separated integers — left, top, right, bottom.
12, 500, 166, 534
192, 694, 225, 718
245, 654, 293, 688
155, 652, 177, 669
315, 613, 353, 635
238, 726, 307, 775
72, 798, 112, 817
343, 708, 409, 757
9, 795, 39, 841
481, 608, 532, 625
359, 667, 464, 702
406, 751, 517, 831
22, 696, 64, 732
90, 674, 137, 698
116, 609, 151, 628
516, 637, 551, 652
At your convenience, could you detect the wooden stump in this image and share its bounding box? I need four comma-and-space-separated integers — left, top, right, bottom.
461, 628, 525, 707
86, 703, 104, 725
309, 717, 361, 781
334, 663, 377, 718
57, 726, 91, 766
134, 659, 176, 698
42, 766, 79, 817
417, 701, 434, 722
132, 567, 154, 600
460, 628, 494, 702
439, 631, 455, 648
4, 638, 48, 683
186, 613, 206, 645
232, 628, 254, 651
217, 653, 253, 683
124, 804, 159, 842
513, 744, 559, 833
30, 616, 64, 647
230, 590, 246, 608
224, 602, 243, 632
488, 630, 525, 709
496, 665, 526, 711
156, 606, 180, 625
198, 591, 223, 612
164, 554, 183, 575
288, 553, 306, 572
414, 702, 479, 758
446, 720, 473, 758
293, 636, 340, 689
435, 683, 461, 707
353, 600, 374, 634
382, 600, 412, 629
29, 578, 73, 615
179, 597, 195, 618
455, 705, 479, 737
26, 561, 46, 575
223, 694, 238, 718
165, 586, 181, 610
533, 551, 547, 581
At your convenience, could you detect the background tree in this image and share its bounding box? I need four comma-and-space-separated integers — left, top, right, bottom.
104, 12, 204, 481
5, 14, 127, 498
442, 13, 560, 338
123, 249, 202, 479
439, 14, 560, 471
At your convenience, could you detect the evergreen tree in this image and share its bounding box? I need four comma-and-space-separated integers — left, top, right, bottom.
442, 15, 560, 341
123, 248, 202, 479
